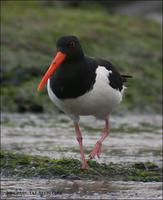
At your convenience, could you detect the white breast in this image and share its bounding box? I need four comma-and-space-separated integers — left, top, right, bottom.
47, 66, 124, 122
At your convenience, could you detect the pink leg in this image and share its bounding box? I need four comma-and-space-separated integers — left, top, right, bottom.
90, 117, 109, 159
74, 123, 88, 169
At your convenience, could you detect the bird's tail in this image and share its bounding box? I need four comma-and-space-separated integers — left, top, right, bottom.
121, 75, 133, 83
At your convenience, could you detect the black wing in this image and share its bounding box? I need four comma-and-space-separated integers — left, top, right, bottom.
96, 58, 131, 91
86, 57, 132, 92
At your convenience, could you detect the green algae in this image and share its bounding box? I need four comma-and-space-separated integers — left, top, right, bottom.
1, 151, 162, 182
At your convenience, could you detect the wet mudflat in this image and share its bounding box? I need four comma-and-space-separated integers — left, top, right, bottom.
1, 113, 162, 199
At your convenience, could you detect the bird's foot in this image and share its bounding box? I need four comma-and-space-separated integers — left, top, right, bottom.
89, 141, 102, 159
81, 160, 89, 169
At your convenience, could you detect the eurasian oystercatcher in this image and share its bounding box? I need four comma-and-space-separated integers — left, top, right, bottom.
37, 35, 132, 169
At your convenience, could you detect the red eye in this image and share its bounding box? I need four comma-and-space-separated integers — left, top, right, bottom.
68, 41, 76, 48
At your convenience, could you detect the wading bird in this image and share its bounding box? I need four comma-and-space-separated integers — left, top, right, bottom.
37, 35, 132, 169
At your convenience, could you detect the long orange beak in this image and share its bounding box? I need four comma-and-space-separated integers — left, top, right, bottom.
37, 51, 66, 91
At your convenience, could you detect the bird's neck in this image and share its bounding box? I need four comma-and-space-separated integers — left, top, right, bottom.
49, 56, 95, 99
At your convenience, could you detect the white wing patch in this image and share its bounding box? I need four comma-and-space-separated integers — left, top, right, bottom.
95, 65, 112, 84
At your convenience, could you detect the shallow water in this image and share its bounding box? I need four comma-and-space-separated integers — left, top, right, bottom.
1, 113, 162, 199
1, 178, 162, 200
1, 113, 162, 165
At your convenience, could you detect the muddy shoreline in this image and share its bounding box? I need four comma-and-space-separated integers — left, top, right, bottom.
1, 113, 162, 199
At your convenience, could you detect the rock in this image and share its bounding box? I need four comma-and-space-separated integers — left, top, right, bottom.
134, 163, 146, 170
29, 103, 44, 113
